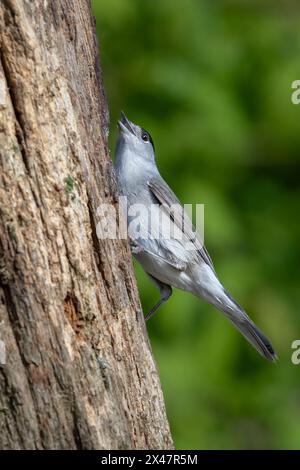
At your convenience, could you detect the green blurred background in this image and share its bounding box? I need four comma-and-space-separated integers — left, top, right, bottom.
92, 0, 300, 449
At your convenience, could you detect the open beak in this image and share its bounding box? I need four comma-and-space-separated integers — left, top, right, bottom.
118, 111, 136, 136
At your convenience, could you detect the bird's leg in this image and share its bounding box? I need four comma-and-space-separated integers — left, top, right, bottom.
145, 275, 172, 321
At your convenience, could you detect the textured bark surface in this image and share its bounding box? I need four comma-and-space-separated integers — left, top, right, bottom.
0, 0, 172, 450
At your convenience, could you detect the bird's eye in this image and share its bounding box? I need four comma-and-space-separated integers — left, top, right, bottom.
142, 132, 149, 142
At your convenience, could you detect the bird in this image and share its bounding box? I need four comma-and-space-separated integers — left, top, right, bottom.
115, 112, 277, 362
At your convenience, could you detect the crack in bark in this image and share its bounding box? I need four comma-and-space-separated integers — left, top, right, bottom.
0, 50, 30, 174
87, 201, 112, 298
64, 294, 85, 340
0, 281, 43, 448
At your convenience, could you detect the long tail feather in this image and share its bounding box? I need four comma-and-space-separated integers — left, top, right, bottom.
228, 315, 277, 361
222, 289, 277, 362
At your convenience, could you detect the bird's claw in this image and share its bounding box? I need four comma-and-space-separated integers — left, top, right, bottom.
129, 238, 143, 255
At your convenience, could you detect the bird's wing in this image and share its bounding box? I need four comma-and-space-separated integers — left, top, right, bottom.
130, 237, 187, 271
148, 177, 215, 270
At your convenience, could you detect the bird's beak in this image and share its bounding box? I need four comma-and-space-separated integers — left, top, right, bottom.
118, 111, 136, 136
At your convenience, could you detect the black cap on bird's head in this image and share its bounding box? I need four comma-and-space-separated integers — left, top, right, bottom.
118, 111, 155, 152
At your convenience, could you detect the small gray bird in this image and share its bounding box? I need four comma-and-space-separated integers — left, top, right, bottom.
115, 112, 276, 362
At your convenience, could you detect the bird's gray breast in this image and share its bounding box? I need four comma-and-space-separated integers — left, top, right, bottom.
115, 159, 198, 290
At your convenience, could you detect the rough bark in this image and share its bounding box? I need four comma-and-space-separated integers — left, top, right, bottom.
0, 0, 172, 450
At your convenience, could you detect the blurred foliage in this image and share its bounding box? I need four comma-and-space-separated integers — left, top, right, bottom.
92, 0, 300, 449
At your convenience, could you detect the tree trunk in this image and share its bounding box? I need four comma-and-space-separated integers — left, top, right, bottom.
0, 0, 172, 450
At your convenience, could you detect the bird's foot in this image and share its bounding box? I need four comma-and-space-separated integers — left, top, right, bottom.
129, 237, 143, 255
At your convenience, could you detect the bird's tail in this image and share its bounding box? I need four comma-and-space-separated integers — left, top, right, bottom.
218, 289, 277, 362
196, 271, 277, 361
